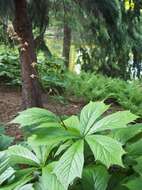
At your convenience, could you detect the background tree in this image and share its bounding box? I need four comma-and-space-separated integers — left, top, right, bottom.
0, 0, 49, 109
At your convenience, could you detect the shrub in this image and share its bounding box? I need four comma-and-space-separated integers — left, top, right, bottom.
65, 72, 142, 116
0, 101, 142, 189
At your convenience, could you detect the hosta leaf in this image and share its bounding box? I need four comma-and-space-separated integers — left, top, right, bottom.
11, 108, 58, 128
88, 111, 138, 134
7, 145, 40, 166
54, 140, 84, 189
86, 135, 125, 168
80, 101, 109, 135
124, 177, 142, 190
108, 124, 142, 144
82, 165, 110, 190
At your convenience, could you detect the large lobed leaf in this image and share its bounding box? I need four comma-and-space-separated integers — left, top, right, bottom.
63, 115, 80, 134
79, 101, 137, 136
11, 108, 58, 128
80, 101, 109, 135
37, 164, 65, 190
126, 139, 142, 159
88, 111, 138, 135
54, 140, 84, 189
124, 177, 142, 190
82, 165, 110, 190
86, 135, 125, 168
28, 126, 79, 146
108, 124, 142, 144
7, 145, 40, 166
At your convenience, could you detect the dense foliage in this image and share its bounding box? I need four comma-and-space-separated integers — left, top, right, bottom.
0, 46, 20, 86
1, 101, 142, 189
65, 72, 142, 117
1, 48, 142, 117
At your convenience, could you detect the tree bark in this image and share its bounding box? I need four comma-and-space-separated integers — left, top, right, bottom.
13, 0, 43, 109
62, 21, 71, 68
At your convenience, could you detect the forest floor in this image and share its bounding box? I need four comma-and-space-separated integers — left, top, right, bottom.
0, 86, 123, 141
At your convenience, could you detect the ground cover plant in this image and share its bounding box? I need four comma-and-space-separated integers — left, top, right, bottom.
0, 46, 20, 86
0, 101, 142, 189
65, 72, 142, 117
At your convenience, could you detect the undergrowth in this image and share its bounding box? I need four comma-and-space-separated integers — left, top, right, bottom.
64, 72, 142, 117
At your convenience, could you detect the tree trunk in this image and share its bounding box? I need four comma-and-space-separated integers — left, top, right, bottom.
13, 0, 43, 109
62, 21, 71, 68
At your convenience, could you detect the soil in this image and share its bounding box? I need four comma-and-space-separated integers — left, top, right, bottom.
0, 86, 123, 141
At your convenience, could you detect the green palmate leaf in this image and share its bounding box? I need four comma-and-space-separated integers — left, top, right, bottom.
133, 156, 142, 175
54, 140, 84, 189
7, 145, 40, 166
28, 127, 79, 146
38, 164, 65, 190
82, 165, 110, 190
80, 101, 109, 135
86, 135, 125, 168
88, 111, 138, 135
126, 139, 142, 158
0, 167, 15, 185
11, 108, 58, 128
28, 138, 56, 165
124, 177, 142, 190
30, 145, 53, 166
108, 124, 142, 144
63, 115, 80, 133
54, 140, 73, 157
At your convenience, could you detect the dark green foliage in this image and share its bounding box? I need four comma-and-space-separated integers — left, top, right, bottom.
64, 72, 142, 116
0, 46, 21, 86
0, 123, 13, 150
0, 46, 65, 89
37, 54, 66, 92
